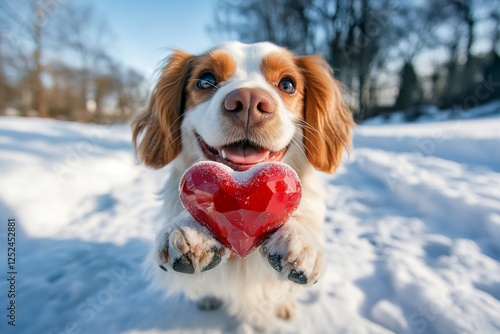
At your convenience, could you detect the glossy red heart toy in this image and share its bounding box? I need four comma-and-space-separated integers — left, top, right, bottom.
179, 161, 302, 257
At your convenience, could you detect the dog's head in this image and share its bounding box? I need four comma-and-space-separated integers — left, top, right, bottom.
133, 41, 353, 173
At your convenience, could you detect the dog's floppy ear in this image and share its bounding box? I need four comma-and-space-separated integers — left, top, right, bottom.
132, 50, 193, 168
297, 55, 354, 173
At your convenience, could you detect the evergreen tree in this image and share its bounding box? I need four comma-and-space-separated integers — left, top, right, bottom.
394, 61, 423, 110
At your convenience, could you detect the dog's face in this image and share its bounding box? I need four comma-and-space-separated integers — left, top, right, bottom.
133, 41, 353, 173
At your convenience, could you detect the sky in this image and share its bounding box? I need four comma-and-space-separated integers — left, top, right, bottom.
74, 0, 221, 79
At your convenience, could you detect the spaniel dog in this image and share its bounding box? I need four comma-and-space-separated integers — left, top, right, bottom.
133, 41, 353, 328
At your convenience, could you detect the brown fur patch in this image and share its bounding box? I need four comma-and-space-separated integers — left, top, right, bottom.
276, 301, 297, 320
260, 52, 305, 119
132, 50, 193, 168
185, 49, 237, 109
296, 55, 354, 173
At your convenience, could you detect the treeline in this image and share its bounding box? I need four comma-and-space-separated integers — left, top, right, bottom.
0, 0, 147, 123
212, 0, 500, 121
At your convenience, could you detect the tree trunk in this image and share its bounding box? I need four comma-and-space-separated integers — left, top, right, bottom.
32, 7, 48, 118
0, 32, 6, 115
461, 1, 475, 97
356, 0, 370, 120
440, 40, 461, 108
76, 59, 90, 122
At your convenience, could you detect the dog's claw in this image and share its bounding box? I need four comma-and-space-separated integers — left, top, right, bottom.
202, 248, 222, 272
160, 249, 168, 264
260, 246, 268, 256
288, 269, 308, 284
172, 254, 195, 274
268, 254, 283, 272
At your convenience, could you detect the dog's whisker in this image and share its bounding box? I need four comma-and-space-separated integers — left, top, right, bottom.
155, 112, 186, 150
170, 128, 195, 148
167, 113, 186, 135
182, 132, 203, 153
297, 120, 336, 150
170, 130, 197, 153
158, 128, 196, 157
297, 128, 321, 156
291, 137, 308, 161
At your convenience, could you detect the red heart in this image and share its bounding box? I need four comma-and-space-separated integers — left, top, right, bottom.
179, 161, 302, 257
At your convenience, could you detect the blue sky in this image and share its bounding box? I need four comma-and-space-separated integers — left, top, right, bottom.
75, 0, 221, 78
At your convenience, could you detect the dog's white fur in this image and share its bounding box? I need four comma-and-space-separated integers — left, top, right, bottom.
133, 41, 353, 328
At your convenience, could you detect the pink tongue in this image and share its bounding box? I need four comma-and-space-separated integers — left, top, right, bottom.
222, 146, 270, 164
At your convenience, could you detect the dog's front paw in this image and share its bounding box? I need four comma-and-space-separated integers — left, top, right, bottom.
261, 220, 326, 285
156, 214, 227, 274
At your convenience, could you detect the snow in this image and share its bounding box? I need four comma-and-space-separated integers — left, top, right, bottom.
0, 107, 499, 333
362, 99, 500, 125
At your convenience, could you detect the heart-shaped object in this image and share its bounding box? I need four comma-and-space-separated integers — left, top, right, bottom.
179, 161, 302, 257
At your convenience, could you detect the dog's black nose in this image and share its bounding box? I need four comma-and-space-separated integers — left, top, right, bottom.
224, 88, 275, 128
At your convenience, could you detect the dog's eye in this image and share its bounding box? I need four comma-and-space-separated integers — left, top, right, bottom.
278, 77, 296, 94
196, 73, 218, 90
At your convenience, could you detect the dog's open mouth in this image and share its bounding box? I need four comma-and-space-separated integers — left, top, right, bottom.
197, 134, 288, 171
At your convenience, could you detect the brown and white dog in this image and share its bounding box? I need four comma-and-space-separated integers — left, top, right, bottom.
133, 41, 353, 328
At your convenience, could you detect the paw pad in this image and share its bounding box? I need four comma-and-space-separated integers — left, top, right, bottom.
288, 269, 308, 285
172, 254, 195, 274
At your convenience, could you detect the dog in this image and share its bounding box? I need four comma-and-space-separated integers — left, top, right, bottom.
132, 41, 353, 328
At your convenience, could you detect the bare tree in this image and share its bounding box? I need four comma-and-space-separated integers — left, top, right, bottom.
54, 3, 114, 121
115, 68, 147, 121
211, 0, 500, 119
0, 1, 146, 123
0, 2, 5, 115
30, 0, 48, 117
46, 60, 79, 119
0, 0, 64, 117
211, 0, 316, 54
0, 30, 6, 115
211, 0, 398, 118
431, 0, 500, 107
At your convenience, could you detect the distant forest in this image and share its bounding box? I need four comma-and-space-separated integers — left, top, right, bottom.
0, 0, 148, 123
211, 0, 500, 121
1, 0, 499, 123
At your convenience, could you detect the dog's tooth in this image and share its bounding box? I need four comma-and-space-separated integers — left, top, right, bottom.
221, 149, 227, 159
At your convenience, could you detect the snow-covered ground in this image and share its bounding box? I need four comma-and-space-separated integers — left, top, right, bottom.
0, 108, 499, 333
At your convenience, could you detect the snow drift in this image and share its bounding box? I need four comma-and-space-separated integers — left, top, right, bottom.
0, 106, 499, 333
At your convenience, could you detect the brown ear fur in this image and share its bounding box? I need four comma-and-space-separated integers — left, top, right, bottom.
297, 55, 354, 173
132, 50, 193, 168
